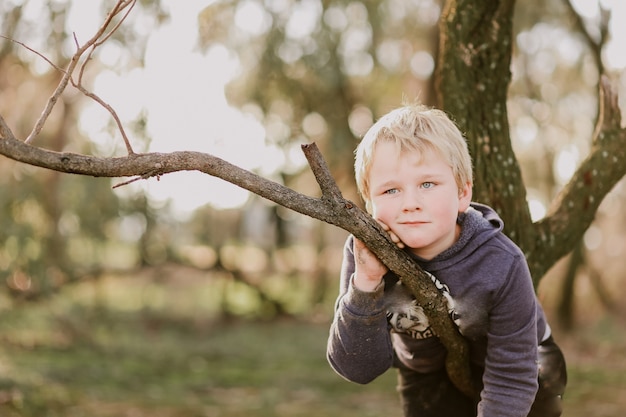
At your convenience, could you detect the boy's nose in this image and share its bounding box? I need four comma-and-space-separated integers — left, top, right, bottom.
402, 189, 422, 211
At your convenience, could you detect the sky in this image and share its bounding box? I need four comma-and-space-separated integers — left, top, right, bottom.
47, 0, 626, 218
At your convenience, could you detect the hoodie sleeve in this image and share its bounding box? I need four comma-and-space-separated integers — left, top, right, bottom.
326, 235, 394, 384
477, 248, 539, 417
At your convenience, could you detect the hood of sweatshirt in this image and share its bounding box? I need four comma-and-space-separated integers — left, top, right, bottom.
410, 202, 504, 271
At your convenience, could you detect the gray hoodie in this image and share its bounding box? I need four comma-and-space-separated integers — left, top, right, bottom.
327, 203, 548, 417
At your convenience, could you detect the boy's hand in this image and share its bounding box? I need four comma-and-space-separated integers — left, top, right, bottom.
352, 220, 404, 292
353, 238, 388, 292
377, 220, 405, 249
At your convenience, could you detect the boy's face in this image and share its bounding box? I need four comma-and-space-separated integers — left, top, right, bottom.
368, 141, 472, 260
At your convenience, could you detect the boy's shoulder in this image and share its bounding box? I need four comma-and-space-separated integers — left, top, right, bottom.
464, 203, 523, 255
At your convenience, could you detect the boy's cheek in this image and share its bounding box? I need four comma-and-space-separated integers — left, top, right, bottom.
370, 202, 387, 219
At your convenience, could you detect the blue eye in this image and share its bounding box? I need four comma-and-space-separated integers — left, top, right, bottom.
384, 188, 399, 195
422, 182, 435, 189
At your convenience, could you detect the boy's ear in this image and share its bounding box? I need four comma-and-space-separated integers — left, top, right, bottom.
458, 182, 472, 211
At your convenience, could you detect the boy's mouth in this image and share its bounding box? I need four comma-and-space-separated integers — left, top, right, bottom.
399, 219, 428, 225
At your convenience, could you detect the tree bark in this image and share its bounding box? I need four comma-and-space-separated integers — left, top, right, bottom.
438, 0, 532, 246
436, 0, 626, 283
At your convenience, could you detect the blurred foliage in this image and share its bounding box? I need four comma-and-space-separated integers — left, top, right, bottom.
0, 164, 122, 297
195, 0, 618, 202
0, 1, 160, 300
0, 0, 624, 326
197, 0, 441, 195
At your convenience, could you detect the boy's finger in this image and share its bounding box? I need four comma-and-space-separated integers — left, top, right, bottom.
389, 236, 405, 249
387, 231, 405, 249
378, 225, 405, 248
376, 219, 390, 231
374, 219, 407, 249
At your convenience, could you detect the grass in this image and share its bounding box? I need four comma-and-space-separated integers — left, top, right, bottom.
0, 300, 401, 417
0, 275, 624, 416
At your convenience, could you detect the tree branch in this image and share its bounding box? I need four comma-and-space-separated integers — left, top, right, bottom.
530, 76, 626, 279
0, 125, 476, 396
564, 0, 609, 73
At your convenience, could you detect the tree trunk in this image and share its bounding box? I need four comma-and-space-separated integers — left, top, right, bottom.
438, 0, 533, 248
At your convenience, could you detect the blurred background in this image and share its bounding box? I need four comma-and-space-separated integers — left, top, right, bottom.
0, 0, 625, 416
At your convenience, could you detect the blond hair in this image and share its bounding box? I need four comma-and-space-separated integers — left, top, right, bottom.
355, 104, 473, 212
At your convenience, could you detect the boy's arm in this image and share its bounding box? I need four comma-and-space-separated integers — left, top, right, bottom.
326, 235, 394, 384
478, 255, 539, 417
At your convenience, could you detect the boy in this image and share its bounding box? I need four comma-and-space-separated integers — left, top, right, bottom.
326, 104, 567, 417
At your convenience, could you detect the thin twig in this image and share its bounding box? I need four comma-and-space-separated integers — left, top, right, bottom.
71, 36, 135, 156
94, 0, 137, 48
301, 143, 344, 201
112, 176, 144, 189
74, 83, 136, 155
24, 0, 136, 147
112, 167, 163, 189
0, 35, 65, 73
563, 0, 606, 74
72, 1, 136, 154
0, 114, 16, 140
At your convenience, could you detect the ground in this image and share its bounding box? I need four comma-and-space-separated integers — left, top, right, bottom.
0, 274, 624, 416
